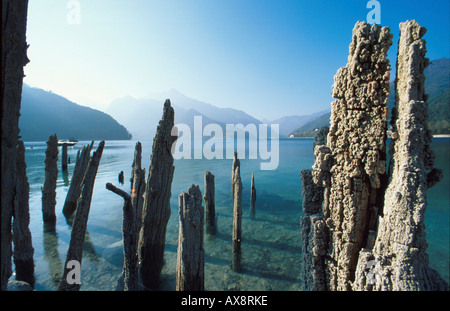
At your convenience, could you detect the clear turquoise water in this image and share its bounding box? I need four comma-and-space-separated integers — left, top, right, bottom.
21, 138, 449, 290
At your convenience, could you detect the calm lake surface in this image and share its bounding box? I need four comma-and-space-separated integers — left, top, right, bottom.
22, 138, 449, 290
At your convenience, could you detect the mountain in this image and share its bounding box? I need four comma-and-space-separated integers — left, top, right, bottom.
20, 84, 132, 141
291, 58, 450, 137
267, 110, 330, 137
387, 58, 450, 134
424, 58, 450, 134
290, 112, 331, 137
107, 89, 260, 140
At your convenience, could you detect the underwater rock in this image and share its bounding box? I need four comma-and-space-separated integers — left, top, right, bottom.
7, 280, 33, 291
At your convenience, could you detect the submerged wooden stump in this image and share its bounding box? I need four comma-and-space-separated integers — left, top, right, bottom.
232, 165, 243, 273
250, 172, 256, 219
106, 183, 139, 291
62, 143, 68, 171
231, 151, 240, 200
59, 141, 105, 291
176, 185, 205, 291
13, 141, 35, 287
42, 134, 59, 230
131, 142, 146, 235
62, 141, 94, 220
204, 171, 216, 235
138, 100, 176, 290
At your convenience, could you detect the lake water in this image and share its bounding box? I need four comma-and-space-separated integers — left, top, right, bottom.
21, 138, 449, 290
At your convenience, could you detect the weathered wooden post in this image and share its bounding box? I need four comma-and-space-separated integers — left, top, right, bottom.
250, 172, 256, 219
204, 171, 216, 235
62, 141, 94, 219
118, 171, 124, 185
231, 151, 239, 200
232, 164, 243, 273
106, 183, 139, 291
59, 141, 105, 291
62, 143, 68, 171
42, 134, 59, 231
130, 142, 146, 235
138, 100, 176, 290
13, 141, 35, 287
1, 0, 29, 290
176, 185, 204, 291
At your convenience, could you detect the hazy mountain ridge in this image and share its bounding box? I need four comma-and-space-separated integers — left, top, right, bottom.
290, 58, 450, 137
107, 90, 261, 140
20, 84, 132, 141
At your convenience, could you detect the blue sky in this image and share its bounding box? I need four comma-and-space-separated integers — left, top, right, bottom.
24, 0, 449, 120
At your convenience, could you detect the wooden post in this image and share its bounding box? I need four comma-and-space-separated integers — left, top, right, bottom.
59, 141, 105, 291
42, 134, 59, 230
232, 165, 243, 273
131, 142, 145, 235
62, 141, 94, 219
231, 151, 239, 200
204, 171, 216, 235
250, 172, 256, 219
1, 0, 29, 290
118, 171, 124, 185
138, 100, 176, 290
106, 183, 139, 291
62, 143, 68, 171
176, 185, 204, 291
13, 141, 35, 287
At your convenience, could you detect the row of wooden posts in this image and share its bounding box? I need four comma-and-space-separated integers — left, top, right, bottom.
38, 100, 257, 291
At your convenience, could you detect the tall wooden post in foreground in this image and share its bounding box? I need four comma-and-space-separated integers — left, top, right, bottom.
59, 141, 105, 291
232, 163, 242, 272
42, 134, 59, 231
176, 185, 205, 291
13, 141, 35, 287
1, 0, 29, 290
204, 171, 216, 235
138, 100, 176, 290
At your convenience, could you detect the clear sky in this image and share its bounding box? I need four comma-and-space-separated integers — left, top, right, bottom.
24, 0, 450, 121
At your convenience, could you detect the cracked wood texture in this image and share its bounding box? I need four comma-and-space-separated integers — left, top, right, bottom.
42, 134, 59, 230
59, 141, 105, 291
138, 100, 176, 290
204, 170, 216, 235
1, 0, 29, 290
176, 185, 204, 291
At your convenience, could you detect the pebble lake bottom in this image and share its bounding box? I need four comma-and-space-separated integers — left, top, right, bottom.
21, 138, 449, 290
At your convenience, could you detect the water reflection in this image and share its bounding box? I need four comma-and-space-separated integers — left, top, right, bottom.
42, 229, 62, 288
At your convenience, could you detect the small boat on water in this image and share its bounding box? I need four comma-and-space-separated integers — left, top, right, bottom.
58, 138, 78, 146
